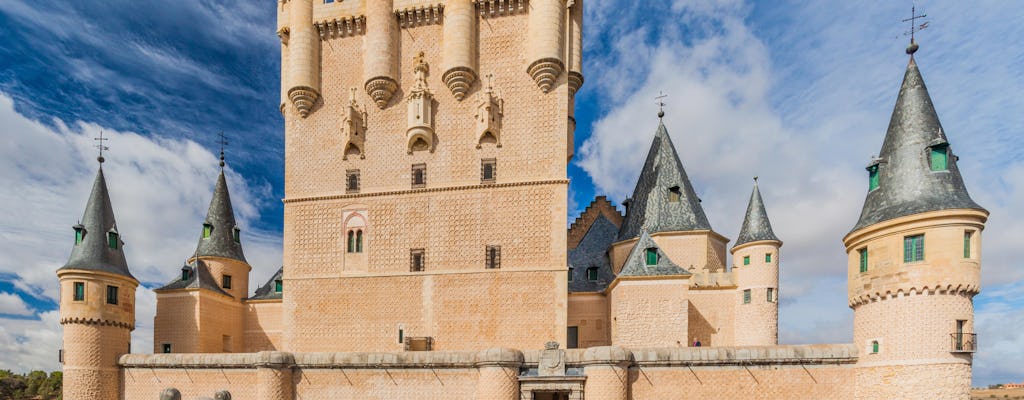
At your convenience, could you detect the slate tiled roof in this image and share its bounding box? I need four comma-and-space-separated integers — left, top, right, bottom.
568, 215, 618, 292
618, 121, 711, 241
155, 259, 231, 298
248, 267, 284, 300
195, 172, 247, 262
851, 55, 985, 233
618, 231, 689, 277
733, 180, 780, 248
59, 167, 136, 281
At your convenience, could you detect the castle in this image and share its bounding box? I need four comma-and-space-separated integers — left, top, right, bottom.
56, 1, 987, 399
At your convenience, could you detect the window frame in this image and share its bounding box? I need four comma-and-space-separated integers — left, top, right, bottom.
222, 274, 232, 290
73, 282, 85, 302
963, 231, 972, 259
202, 223, 213, 239
767, 288, 775, 303
346, 169, 361, 194
274, 279, 283, 293
485, 245, 501, 269
410, 248, 426, 272
765, 253, 772, 263
162, 343, 172, 354
743, 289, 751, 304
586, 267, 599, 281
481, 158, 497, 184
74, 228, 84, 245
107, 231, 119, 249
645, 248, 658, 266
356, 230, 363, 253
232, 227, 241, 243
903, 234, 925, 263
668, 186, 681, 203
868, 164, 880, 191
929, 144, 949, 171
743, 255, 750, 266
106, 285, 119, 305
858, 248, 868, 273
411, 164, 427, 188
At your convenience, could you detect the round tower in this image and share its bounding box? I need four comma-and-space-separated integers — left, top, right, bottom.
846, 44, 987, 399
730, 178, 781, 346
58, 165, 138, 400
286, 0, 320, 117
441, 0, 477, 100
364, 0, 399, 108
526, 0, 565, 92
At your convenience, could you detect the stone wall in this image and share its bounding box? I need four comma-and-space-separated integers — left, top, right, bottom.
567, 292, 609, 348
687, 288, 735, 347
244, 300, 283, 352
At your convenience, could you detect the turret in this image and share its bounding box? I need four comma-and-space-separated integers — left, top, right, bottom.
57, 163, 138, 400
844, 42, 987, 399
731, 178, 781, 346
284, 0, 321, 117
441, 0, 477, 100
526, 0, 566, 92
364, 0, 399, 108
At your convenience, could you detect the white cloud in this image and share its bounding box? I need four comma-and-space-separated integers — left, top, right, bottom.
0, 292, 33, 316
0, 311, 62, 372
0, 93, 283, 372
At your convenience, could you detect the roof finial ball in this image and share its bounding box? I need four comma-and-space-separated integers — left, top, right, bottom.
906, 41, 919, 55
753, 176, 759, 183
217, 131, 228, 169
655, 91, 667, 120
902, 5, 927, 55
94, 130, 109, 164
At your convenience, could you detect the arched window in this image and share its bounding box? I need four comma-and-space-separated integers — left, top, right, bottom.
356, 230, 363, 253
347, 230, 355, 253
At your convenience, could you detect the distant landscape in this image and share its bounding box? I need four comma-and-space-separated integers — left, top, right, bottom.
973, 386, 1024, 400
0, 371, 61, 400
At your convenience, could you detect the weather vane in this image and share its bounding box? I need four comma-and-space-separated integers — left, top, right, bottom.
94, 131, 109, 164
902, 5, 929, 54
655, 91, 667, 119
217, 131, 228, 169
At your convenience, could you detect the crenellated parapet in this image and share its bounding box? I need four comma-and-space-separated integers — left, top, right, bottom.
315, 16, 364, 39
396, 4, 445, 28
474, 0, 527, 17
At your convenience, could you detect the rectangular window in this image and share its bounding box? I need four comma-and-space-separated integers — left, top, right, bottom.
567, 326, 579, 349
645, 248, 658, 265
859, 248, 868, 273
106, 285, 118, 305
481, 158, 496, 183
904, 234, 924, 262
743, 289, 751, 304
74, 229, 83, 245
346, 169, 360, 194
568, 268, 573, 281
410, 248, 425, 272
930, 145, 948, 171
871, 340, 879, 354
669, 186, 681, 202
202, 224, 212, 239
868, 165, 879, 191
485, 245, 501, 269
73, 282, 85, 301
743, 255, 750, 266
767, 288, 775, 303
222, 275, 232, 289
411, 164, 427, 188
232, 227, 240, 243
274, 279, 283, 293
107, 232, 118, 249
964, 231, 972, 258
587, 267, 598, 281
765, 253, 772, 263
162, 344, 172, 354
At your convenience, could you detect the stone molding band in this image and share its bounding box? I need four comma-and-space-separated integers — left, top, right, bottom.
848, 284, 979, 307
283, 179, 569, 204
60, 317, 134, 330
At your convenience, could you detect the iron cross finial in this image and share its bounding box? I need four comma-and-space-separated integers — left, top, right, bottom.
655, 91, 668, 119
902, 5, 928, 54
94, 131, 109, 164
217, 131, 228, 169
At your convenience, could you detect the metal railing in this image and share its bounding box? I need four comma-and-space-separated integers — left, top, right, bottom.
951, 333, 977, 353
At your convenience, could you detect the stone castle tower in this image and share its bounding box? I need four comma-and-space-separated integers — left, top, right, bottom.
844, 43, 987, 399
276, 0, 582, 352
57, 163, 138, 400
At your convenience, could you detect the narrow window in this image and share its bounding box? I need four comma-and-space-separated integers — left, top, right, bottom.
930, 144, 948, 171
222, 335, 232, 352
767, 288, 775, 303
356, 230, 363, 253
411, 164, 427, 188
486, 245, 501, 269
274, 279, 283, 293
107, 231, 119, 249
324, 0, 335, 3
645, 248, 658, 265
859, 248, 868, 273
765, 253, 772, 263
743, 255, 750, 266
963, 231, 972, 259
871, 340, 879, 354
743, 289, 751, 304
73, 282, 85, 301
74, 227, 84, 245
202, 223, 212, 239
346, 169, 360, 194
904, 234, 924, 262
347, 231, 355, 253
106, 285, 118, 305
568, 267, 574, 281
481, 159, 497, 184
162, 344, 172, 354
567, 326, 579, 349
587, 267, 598, 281
955, 320, 966, 351
222, 275, 232, 289
668, 186, 681, 203
410, 248, 425, 272
232, 227, 241, 243
398, 327, 404, 344
868, 165, 879, 191
181, 267, 191, 281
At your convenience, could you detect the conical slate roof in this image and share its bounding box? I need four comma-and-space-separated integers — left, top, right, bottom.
195, 171, 247, 262
733, 179, 780, 248
249, 267, 284, 300
568, 215, 617, 292
59, 167, 136, 281
619, 231, 689, 277
618, 121, 711, 241
850, 55, 985, 233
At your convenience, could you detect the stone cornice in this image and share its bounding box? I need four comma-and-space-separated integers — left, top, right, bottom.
474, 0, 527, 17
315, 16, 365, 39
61, 317, 134, 331
848, 283, 979, 308
397, 4, 444, 28
283, 179, 569, 204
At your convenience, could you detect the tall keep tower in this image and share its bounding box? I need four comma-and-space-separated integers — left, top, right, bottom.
277, 0, 582, 351
57, 164, 138, 400
844, 43, 987, 399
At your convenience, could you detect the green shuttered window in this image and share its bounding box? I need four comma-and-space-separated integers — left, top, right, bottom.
765, 253, 772, 263
74, 229, 83, 245
107, 232, 118, 249
868, 165, 879, 191
904, 234, 924, 262
743, 289, 751, 304
930, 145, 948, 171
202, 224, 212, 239
106, 285, 118, 305
645, 248, 658, 265
859, 248, 868, 273
73, 282, 85, 301
964, 231, 972, 258
274, 279, 283, 293
743, 256, 750, 266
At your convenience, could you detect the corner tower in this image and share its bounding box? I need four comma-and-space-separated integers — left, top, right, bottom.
57, 162, 138, 400
844, 43, 987, 399
731, 178, 781, 346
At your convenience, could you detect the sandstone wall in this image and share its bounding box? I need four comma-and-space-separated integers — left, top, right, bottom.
567, 292, 610, 348
244, 300, 283, 352
687, 289, 735, 347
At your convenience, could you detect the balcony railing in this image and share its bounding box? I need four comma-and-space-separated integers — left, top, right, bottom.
951, 333, 977, 353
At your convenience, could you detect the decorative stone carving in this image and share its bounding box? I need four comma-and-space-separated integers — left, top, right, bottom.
539, 341, 566, 376
364, 76, 398, 109
475, 75, 503, 148
397, 5, 444, 28
159, 388, 181, 400
568, 71, 584, 97
406, 52, 435, 154
341, 88, 367, 160
288, 86, 319, 117
527, 58, 564, 93
442, 66, 477, 101
315, 16, 365, 39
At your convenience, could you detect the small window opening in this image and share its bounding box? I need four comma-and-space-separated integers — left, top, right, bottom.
904, 234, 924, 262
930, 144, 949, 171
743, 289, 751, 304
202, 223, 213, 239
767, 288, 775, 303
871, 340, 879, 354
859, 248, 868, 273
486, 245, 501, 269
868, 165, 880, 191
107, 231, 119, 249
346, 169, 360, 194
232, 227, 241, 243
567, 326, 579, 349
743, 255, 750, 266
963, 231, 972, 259
347, 231, 355, 253
222, 275, 232, 289
274, 279, 283, 293
106, 285, 118, 305
645, 248, 658, 265
668, 186, 681, 203
481, 159, 497, 183
410, 248, 425, 272
587, 267, 598, 281
73, 282, 85, 302
398, 327, 404, 344
162, 343, 172, 354
765, 253, 772, 263
568, 267, 574, 281
356, 230, 363, 253
181, 266, 191, 281
74, 227, 85, 245
411, 164, 427, 188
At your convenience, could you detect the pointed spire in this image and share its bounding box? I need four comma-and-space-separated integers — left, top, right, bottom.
60, 167, 136, 280
619, 231, 689, 277
195, 171, 247, 262
734, 177, 780, 248
618, 121, 712, 241
850, 52, 984, 232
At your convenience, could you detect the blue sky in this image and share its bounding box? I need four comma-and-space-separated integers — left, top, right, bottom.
0, 0, 1021, 386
